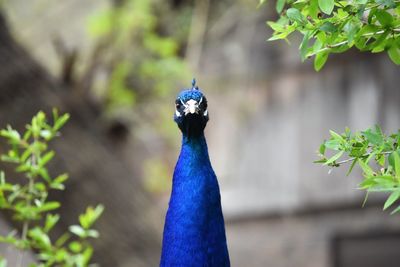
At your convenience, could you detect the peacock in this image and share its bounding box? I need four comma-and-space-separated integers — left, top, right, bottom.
160, 79, 230, 267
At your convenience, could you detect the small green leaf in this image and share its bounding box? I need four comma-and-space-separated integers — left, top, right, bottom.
267, 21, 285, 32
388, 45, 400, 65
384, 191, 400, 210
359, 160, 374, 176
362, 129, 383, 145
320, 22, 337, 33
69, 225, 86, 238
44, 214, 60, 232
276, 0, 286, 13
319, 143, 326, 155
286, 8, 306, 24
314, 51, 329, 71
325, 139, 340, 150
390, 205, 400, 214
53, 113, 70, 132
300, 31, 311, 61
36, 201, 60, 212
86, 229, 99, 238
82, 246, 94, 265
330, 130, 344, 141
69, 241, 83, 253
324, 150, 344, 165
38, 151, 55, 167
309, 0, 319, 19
318, 0, 334, 15
375, 10, 393, 27
346, 158, 358, 176
79, 205, 104, 229
392, 151, 400, 178
28, 227, 51, 249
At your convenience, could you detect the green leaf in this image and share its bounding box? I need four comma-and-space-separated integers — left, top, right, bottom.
53, 113, 70, 132
276, 0, 286, 13
28, 227, 51, 249
343, 20, 360, 43
362, 191, 369, 207
267, 21, 285, 32
314, 51, 329, 71
69, 225, 86, 238
388, 45, 400, 65
330, 130, 344, 141
79, 205, 104, 229
44, 214, 60, 232
392, 151, 400, 178
300, 31, 311, 61
69, 241, 83, 253
362, 129, 383, 145
86, 229, 99, 238
346, 158, 358, 176
82, 246, 94, 265
309, 0, 319, 19
286, 8, 306, 24
325, 139, 340, 150
359, 160, 374, 176
384, 191, 400, 210
36, 201, 60, 212
375, 10, 393, 27
38, 151, 55, 168
318, 0, 334, 15
324, 150, 344, 165
390, 205, 400, 214
319, 143, 326, 155
320, 22, 337, 33
55, 233, 71, 247
50, 173, 69, 190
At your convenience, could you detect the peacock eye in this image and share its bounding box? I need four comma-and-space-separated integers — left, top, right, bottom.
175, 99, 182, 109
200, 97, 208, 110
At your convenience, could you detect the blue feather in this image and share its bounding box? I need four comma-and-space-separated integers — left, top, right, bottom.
160, 85, 230, 267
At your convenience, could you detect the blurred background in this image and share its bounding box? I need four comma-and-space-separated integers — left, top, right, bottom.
0, 0, 399, 266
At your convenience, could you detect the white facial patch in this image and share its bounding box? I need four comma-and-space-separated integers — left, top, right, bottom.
175, 109, 182, 117
184, 99, 199, 115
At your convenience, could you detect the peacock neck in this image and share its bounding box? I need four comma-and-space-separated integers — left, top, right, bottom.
180, 133, 209, 159
160, 131, 230, 267
171, 133, 211, 188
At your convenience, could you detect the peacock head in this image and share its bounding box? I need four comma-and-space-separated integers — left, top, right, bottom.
174, 79, 209, 137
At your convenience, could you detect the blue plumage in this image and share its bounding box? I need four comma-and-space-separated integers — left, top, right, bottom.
160, 81, 230, 267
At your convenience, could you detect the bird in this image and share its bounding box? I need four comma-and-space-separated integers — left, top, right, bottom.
160, 79, 230, 267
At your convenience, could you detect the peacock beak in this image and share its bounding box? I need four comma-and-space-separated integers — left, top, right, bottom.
184, 99, 199, 115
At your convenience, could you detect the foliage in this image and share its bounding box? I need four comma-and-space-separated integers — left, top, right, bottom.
316, 125, 400, 214
0, 110, 103, 267
85, 0, 192, 192
260, 0, 400, 70
86, 0, 190, 112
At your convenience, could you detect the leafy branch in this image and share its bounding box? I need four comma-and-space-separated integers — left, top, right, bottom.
316, 125, 400, 214
0, 110, 104, 267
260, 0, 400, 70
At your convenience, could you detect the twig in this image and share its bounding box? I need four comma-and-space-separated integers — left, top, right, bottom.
17, 138, 38, 267
308, 28, 400, 57
335, 151, 393, 165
